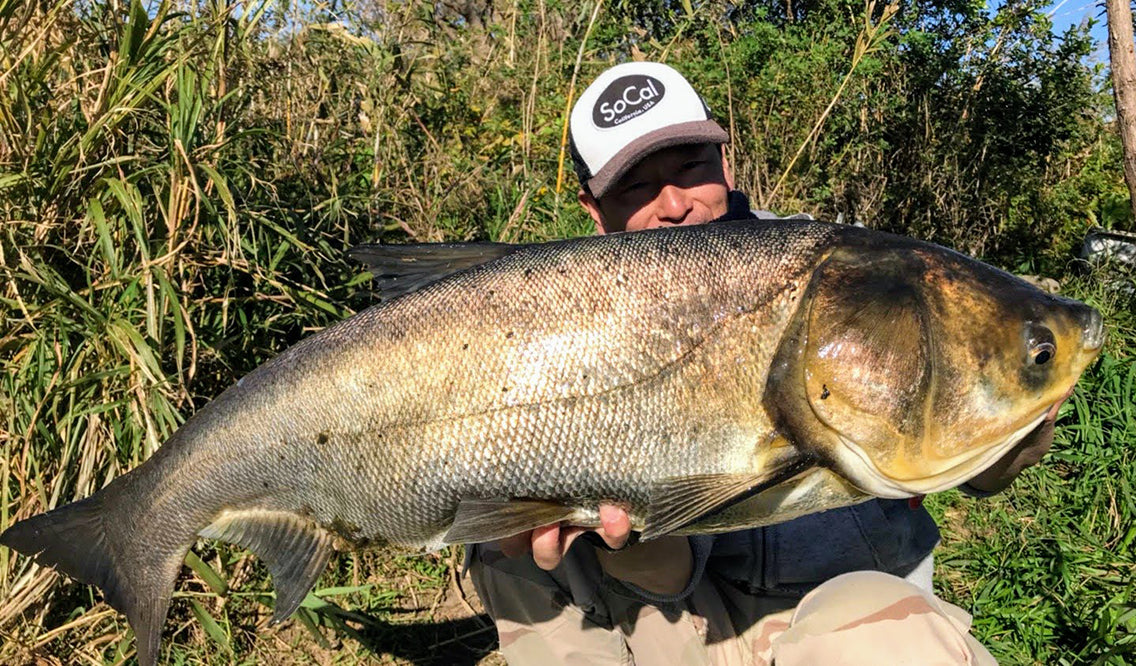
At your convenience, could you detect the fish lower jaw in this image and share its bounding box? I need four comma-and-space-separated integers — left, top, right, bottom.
832, 411, 1049, 498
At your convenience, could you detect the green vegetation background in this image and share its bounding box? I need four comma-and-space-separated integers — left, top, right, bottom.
0, 0, 1132, 663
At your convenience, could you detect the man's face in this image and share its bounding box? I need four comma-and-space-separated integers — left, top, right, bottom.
580, 143, 733, 235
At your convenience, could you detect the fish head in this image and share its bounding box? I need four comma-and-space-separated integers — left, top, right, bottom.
767, 241, 1104, 498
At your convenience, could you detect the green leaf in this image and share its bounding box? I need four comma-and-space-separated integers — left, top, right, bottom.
0, 172, 28, 190
188, 599, 232, 654
293, 607, 331, 649
198, 163, 238, 224
87, 198, 120, 278
184, 551, 228, 596
311, 584, 375, 597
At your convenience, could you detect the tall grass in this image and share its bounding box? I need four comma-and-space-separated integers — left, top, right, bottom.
0, 0, 593, 660
0, 0, 1131, 662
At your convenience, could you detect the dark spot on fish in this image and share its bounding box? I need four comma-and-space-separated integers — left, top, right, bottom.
524, 268, 533, 277
558, 266, 567, 274
502, 386, 509, 392
262, 481, 270, 489
820, 385, 830, 400
506, 331, 514, 339
317, 432, 330, 445
329, 516, 363, 538
462, 343, 469, 350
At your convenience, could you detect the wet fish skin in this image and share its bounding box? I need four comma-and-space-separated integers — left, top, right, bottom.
0, 220, 1103, 665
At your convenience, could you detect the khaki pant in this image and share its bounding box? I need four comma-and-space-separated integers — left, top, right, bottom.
469, 550, 995, 665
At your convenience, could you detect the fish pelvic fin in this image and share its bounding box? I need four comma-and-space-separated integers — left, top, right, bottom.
442, 499, 580, 544
199, 510, 334, 623
641, 455, 816, 541
0, 492, 189, 666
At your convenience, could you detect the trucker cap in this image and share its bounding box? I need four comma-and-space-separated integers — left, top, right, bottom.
569, 62, 729, 199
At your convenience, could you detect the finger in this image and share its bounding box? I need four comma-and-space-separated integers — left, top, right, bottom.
1024, 419, 1056, 463
1016, 417, 1056, 455
498, 531, 533, 559
1009, 414, 1057, 472
597, 504, 632, 550
1047, 387, 1075, 420
531, 523, 564, 571
559, 526, 587, 556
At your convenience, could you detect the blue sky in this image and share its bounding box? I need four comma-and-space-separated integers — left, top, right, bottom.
1046, 0, 1109, 56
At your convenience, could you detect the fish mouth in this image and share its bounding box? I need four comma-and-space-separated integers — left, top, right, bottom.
1083, 308, 1106, 352
833, 408, 1051, 498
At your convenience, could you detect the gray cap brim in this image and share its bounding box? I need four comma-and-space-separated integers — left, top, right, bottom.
585, 120, 729, 199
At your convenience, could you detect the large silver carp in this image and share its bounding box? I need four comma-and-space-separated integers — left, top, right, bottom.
1, 220, 1104, 664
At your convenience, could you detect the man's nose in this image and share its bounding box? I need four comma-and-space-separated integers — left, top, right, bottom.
656, 184, 693, 223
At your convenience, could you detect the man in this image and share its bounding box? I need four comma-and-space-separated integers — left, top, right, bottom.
467, 61, 1059, 664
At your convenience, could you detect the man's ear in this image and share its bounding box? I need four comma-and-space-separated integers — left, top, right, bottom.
720, 145, 735, 191
578, 189, 609, 235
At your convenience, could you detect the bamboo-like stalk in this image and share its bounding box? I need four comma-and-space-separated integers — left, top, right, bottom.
555, 0, 605, 194
763, 0, 899, 209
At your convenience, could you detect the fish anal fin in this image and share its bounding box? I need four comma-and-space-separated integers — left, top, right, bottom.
642, 455, 814, 541
443, 499, 579, 545
199, 510, 334, 623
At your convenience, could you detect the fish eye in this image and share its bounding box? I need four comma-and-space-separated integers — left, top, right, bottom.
1031, 342, 1055, 365
1025, 323, 1056, 367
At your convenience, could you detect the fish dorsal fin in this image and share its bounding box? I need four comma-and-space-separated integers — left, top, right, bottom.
641, 455, 814, 541
199, 510, 334, 623
442, 499, 579, 545
348, 241, 521, 300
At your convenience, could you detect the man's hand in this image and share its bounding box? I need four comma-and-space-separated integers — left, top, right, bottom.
966, 392, 1070, 494
497, 504, 633, 570
495, 504, 695, 596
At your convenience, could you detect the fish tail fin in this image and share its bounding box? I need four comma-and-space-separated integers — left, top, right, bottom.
1, 487, 191, 666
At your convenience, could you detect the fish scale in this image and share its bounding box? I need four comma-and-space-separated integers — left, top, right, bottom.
0, 219, 1103, 666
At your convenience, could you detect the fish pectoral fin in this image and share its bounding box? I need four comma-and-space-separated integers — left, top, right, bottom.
348, 241, 522, 300
443, 499, 578, 545
642, 457, 815, 541
199, 510, 334, 623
